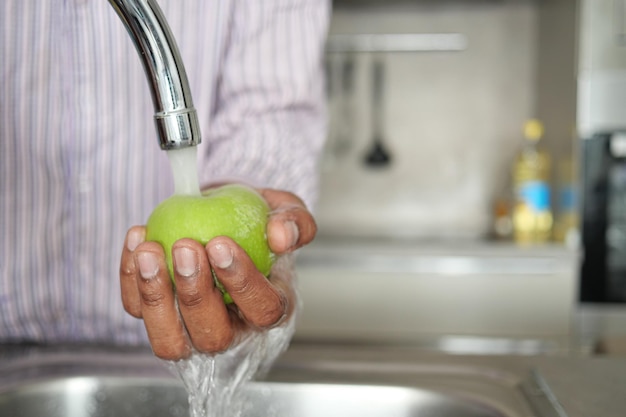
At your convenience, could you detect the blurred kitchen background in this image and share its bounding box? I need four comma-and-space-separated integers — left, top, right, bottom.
319, 0, 575, 240
293, 0, 626, 357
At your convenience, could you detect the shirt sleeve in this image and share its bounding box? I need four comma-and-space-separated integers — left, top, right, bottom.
198, 0, 330, 211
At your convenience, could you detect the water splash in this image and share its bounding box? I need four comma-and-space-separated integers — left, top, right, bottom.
168, 318, 295, 417
166, 256, 298, 417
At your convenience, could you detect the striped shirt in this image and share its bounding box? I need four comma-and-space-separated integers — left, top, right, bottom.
0, 0, 329, 345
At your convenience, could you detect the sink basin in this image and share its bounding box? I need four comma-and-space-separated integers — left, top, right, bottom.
0, 346, 566, 417
0, 377, 506, 417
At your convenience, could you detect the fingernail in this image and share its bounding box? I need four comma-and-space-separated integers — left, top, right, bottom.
208, 242, 233, 269
285, 220, 299, 248
137, 252, 159, 279
174, 247, 198, 277
127, 228, 145, 252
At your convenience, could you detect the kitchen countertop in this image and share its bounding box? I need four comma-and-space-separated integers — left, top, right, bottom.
278, 343, 626, 417
294, 237, 579, 350
300, 236, 579, 261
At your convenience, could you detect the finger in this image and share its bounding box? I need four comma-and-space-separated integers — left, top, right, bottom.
172, 238, 234, 354
259, 189, 317, 254
207, 236, 287, 329
259, 188, 307, 210
261, 255, 297, 319
120, 226, 145, 318
134, 242, 191, 361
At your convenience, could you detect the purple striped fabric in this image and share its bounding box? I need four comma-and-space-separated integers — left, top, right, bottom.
0, 0, 329, 345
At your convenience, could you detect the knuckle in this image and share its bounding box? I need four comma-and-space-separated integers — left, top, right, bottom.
140, 289, 166, 308
177, 290, 204, 309
255, 307, 285, 329
122, 299, 142, 318
153, 340, 191, 361
300, 215, 317, 242
194, 329, 234, 354
119, 263, 135, 280
252, 293, 288, 329
227, 276, 253, 298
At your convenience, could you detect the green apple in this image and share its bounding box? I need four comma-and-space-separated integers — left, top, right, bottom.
145, 184, 275, 304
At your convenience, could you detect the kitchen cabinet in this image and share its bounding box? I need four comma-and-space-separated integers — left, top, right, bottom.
294, 238, 579, 353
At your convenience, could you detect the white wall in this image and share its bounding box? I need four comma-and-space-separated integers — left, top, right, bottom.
316, 2, 540, 239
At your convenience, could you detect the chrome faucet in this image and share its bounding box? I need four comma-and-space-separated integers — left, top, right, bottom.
108, 0, 201, 150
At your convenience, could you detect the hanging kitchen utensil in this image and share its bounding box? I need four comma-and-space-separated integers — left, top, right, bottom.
334, 53, 355, 156
364, 55, 392, 168
322, 56, 339, 169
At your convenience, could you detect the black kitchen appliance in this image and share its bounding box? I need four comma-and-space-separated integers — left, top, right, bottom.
581, 131, 626, 303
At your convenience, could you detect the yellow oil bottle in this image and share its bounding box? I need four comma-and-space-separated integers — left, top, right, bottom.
553, 156, 579, 247
512, 119, 553, 244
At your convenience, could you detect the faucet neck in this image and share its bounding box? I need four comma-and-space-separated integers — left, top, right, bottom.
108, 0, 201, 150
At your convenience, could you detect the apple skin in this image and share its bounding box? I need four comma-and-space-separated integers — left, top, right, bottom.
145, 184, 275, 303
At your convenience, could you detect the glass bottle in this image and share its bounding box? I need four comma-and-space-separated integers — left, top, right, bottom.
512, 119, 553, 244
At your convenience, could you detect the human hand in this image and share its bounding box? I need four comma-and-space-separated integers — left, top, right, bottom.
119, 188, 316, 361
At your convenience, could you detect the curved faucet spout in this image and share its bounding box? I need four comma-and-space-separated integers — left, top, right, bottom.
108, 0, 201, 150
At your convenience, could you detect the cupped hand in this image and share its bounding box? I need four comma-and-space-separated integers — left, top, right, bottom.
119, 188, 316, 361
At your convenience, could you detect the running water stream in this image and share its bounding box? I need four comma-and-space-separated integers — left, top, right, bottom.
166, 147, 202, 197
167, 323, 295, 417
163, 148, 295, 417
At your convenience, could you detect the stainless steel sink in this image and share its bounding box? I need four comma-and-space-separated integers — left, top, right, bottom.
0, 377, 509, 417
0, 345, 567, 417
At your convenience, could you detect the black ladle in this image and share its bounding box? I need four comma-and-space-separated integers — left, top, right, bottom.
364, 56, 392, 167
